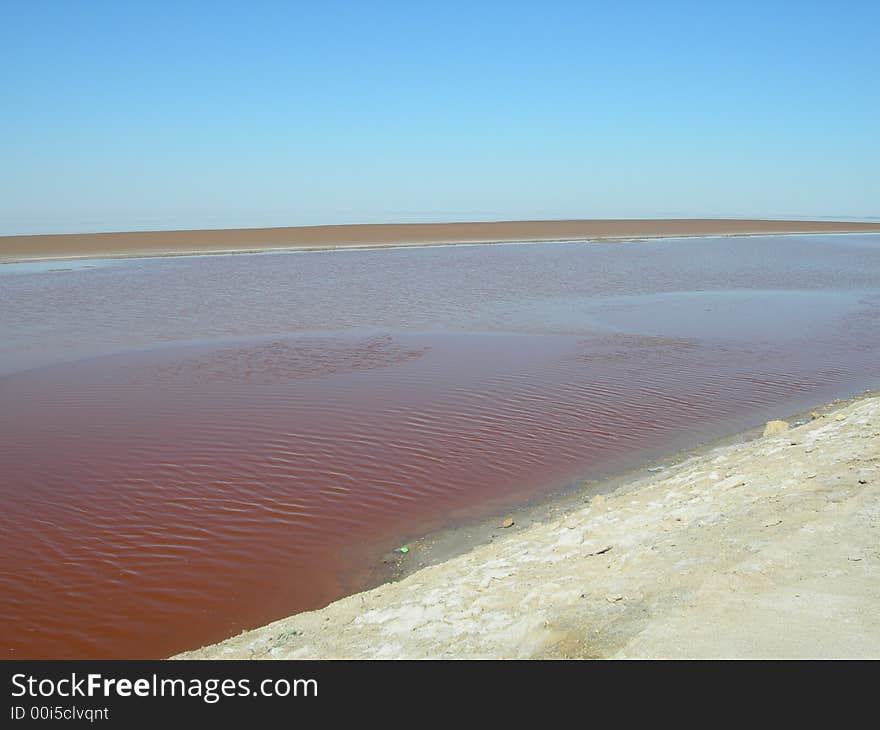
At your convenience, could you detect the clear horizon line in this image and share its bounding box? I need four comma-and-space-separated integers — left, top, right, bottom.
3, 214, 880, 239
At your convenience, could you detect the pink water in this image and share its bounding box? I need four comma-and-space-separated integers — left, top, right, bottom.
1, 235, 878, 658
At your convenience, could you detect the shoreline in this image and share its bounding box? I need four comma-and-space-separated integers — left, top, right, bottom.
3, 218, 880, 264
174, 387, 880, 659
366, 390, 876, 590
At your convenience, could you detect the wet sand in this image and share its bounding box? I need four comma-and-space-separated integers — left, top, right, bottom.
3, 218, 880, 263
176, 390, 880, 659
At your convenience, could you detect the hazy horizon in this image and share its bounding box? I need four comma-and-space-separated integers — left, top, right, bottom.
2, 0, 878, 236
4, 212, 880, 239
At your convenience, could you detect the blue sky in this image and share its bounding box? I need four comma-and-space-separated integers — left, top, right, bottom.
1, 0, 877, 234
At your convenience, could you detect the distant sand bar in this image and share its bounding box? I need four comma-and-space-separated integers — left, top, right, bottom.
3, 218, 880, 264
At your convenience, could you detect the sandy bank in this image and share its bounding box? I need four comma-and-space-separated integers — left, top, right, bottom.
175, 393, 880, 659
4, 219, 880, 264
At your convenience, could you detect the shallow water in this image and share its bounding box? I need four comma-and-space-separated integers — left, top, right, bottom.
1, 234, 878, 658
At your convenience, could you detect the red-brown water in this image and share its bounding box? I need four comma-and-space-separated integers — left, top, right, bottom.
1, 235, 879, 658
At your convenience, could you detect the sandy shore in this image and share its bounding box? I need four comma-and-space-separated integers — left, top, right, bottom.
175, 391, 880, 659
3, 219, 880, 264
